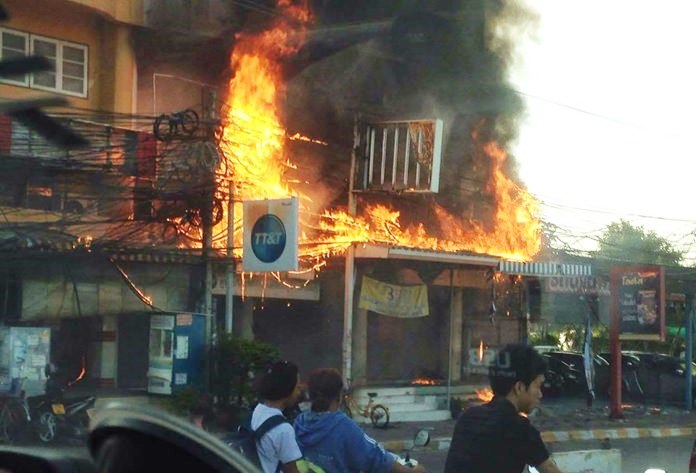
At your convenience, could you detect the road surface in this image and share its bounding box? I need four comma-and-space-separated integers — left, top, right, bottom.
409, 436, 694, 473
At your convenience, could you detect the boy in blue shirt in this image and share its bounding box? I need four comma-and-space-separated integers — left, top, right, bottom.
294, 368, 426, 473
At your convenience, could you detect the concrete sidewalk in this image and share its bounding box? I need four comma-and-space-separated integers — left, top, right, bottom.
371, 398, 696, 452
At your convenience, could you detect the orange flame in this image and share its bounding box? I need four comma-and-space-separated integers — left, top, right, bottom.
411, 377, 438, 386
478, 340, 485, 362
288, 132, 328, 146
68, 357, 86, 387
475, 387, 494, 402
216, 1, 541, 271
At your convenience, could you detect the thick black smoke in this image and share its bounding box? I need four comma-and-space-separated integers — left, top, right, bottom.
284, 0, 538, 232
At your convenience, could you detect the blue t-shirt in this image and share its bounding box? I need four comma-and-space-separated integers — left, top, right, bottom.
294, 411, 395, 473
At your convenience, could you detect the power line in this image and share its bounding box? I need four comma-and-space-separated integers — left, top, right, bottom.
538, 199, 696, 224
509, 87, 690, 141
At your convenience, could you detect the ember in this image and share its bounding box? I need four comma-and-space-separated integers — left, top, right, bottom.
216, 1, 542, 272
411, 377, 439, 386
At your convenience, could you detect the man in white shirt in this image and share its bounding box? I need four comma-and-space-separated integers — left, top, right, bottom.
252, 360, 303, 473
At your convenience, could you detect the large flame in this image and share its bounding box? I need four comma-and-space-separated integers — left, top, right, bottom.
217, 1, 541, 270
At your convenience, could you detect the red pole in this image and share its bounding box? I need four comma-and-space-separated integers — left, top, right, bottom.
609, 268, 623, 419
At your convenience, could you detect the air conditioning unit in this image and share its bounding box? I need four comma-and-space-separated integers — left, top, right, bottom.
354, 119, 444, 193
62, 198, 91, 215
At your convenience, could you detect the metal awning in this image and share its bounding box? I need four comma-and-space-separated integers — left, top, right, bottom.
354, 243, 500, 266
498, 260, 592, 277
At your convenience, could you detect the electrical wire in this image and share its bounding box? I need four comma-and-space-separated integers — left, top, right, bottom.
3, 100, 696, 268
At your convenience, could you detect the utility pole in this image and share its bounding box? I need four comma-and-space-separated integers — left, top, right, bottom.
609, 268, 623, 419
342, 116, 359, 387
201, 154, 215, 321
225, 180, 235, 334
198, 142, 216, 392
686, 294, 694, 409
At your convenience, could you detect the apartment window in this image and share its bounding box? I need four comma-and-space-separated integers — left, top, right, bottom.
0, 28, 87, 98
0, 29, 28, 86
30, 35, 87, 97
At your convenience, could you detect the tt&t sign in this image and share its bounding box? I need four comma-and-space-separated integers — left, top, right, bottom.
243, 197, 298, 272
464, 347, 513, 377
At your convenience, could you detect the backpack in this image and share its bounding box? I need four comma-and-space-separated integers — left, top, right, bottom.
226, 414, 289, 471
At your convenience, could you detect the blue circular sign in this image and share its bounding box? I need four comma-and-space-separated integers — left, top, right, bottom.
251, 214, 286, 263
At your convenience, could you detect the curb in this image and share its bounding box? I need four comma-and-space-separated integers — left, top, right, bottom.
381, 426, 696, 452
541, 426, 696, 443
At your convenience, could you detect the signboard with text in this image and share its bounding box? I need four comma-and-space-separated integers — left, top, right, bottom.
610, 265, 665, 341
242, 197, 298, 272
358, 276, 429, 318
546, 276, 610, 296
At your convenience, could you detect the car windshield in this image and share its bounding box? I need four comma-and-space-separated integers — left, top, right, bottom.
0, 1, 694, 473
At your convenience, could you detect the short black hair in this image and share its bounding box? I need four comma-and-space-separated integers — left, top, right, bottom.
254, 360, 299, 401
306, 368, 343, 412
489, 343, 547, 397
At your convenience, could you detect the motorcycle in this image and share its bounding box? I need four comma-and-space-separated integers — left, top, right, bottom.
27, 362, 96, 443
392, 429, 430, 469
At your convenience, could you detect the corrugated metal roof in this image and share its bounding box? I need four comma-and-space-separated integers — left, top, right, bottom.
354, 243, 500, 266
0, 228, 201, 264
498, 260, 592, 277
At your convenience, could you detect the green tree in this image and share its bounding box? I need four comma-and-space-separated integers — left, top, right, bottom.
213, 335, 280, 409
596, 219, 683, 266
159, 337, 280, 431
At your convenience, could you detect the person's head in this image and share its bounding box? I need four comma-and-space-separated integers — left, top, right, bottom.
254, 360, 301, 408
489, 343, 547, 413
306, 368, 344, 412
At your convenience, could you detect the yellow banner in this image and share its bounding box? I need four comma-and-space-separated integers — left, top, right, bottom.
358, 276, 429, 318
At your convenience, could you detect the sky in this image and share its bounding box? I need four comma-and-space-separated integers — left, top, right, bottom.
508, 0, 696, 263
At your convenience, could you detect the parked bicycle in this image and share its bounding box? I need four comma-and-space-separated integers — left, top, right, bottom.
153, 108, 199, 141
0, 392, 30, 443
340, 389, 389, 428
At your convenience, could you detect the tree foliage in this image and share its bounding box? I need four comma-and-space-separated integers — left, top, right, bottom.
213, 335, 280, 408
596, 219, 682, 266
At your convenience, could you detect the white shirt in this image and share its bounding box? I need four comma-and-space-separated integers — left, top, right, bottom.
251, 403, 302, 473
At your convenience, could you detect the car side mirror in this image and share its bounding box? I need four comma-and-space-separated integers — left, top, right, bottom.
413, 429, 430, 447
89, 401, 260, 473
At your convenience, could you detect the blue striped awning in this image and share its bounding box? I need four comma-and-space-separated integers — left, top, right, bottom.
498, 261, 592, 277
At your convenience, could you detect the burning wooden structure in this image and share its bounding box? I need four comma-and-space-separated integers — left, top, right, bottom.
186, 0, 553, 390
0, 0, 565, 393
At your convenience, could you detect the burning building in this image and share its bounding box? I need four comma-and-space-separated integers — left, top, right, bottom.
208, 0, 544, 391
0, 0, 553, 404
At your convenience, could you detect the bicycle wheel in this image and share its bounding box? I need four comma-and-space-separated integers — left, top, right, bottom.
37, 410, 57, 443
370, 404, 389, 429
154, 114, 172, 141
180, 109, 199, 135
0, 399, 29, 443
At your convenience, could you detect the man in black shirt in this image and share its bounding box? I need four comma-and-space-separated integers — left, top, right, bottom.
444, 344, 563, 473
